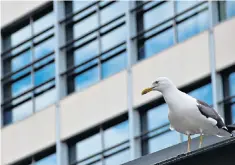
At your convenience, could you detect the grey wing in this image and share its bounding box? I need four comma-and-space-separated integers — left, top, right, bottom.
196, 100, 226, 129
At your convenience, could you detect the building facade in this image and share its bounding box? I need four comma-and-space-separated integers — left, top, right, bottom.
1, 1, 235, 165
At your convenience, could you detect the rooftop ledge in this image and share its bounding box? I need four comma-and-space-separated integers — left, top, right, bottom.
123, 135, 235, 165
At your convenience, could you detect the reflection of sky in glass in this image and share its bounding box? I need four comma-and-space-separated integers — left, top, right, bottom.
35, 153, 57, 165
76, 133, 102, 160
34, 37, 54, 59
12, 50, 32, 71
144, 2, 173, 30
177, 10, 208, 42
104, 121, 129, 149
105, 149, 129, 165
232, 104, 235, 124
147, 104, 168, 131
226, 1, 235, 19
33, 12, 54, 34
176, 1, 199, 13
102, 52, 126, 79
188, 83, 212, 105
148, 131, 179, 154
74, 40, 98, 65
35, 88, 56, 112
229, 72, 235, 96
10, 25, 31, 47
75, 66, 99, 91
12, 76, 32, 96
35, 63, 55, 86
101, 2, 127, 25
73, 1, 93, 13
144, 28, 174, 59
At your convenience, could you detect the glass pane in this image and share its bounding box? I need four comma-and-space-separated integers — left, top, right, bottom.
176, 1, 199, 13
76, 133, 102, 160
11, 25, 31, 47
35, 153, 57, 165
226, 1, 235, 19
177, 10, 208, 42
74, 40, 98, 65
141, 28, 174, 59
100, 2, 127, 25
35, 63, 55, 86
232, 104, 235, 124
33, 12, 54, 34
35, 88, 56, 112
148, 131, 179, 153
144, 2, 173, 30
75, 66, 99, 91
73, 14, 98, 39
229, 72, 235, 96
101, 25, 126, 52
102, 52, 126, 79
34, 37, 54, 59
104, 121, 129, 149
105, 149, 129, 165
12, 76, 32, 96
4, 100, 33, 125
147, 104, 168, 131
73, 1, 94, 13
188, 83, 213, 105
11, 50, 32, 71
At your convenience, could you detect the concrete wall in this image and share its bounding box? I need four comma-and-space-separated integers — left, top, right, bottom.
1, 105, 56, 165
1, 1, 47, 28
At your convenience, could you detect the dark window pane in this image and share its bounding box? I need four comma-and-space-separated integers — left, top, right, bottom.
226, 1, 235, 19
11, 50, 32, 71
35, 88, 56, 112
35, 153, 57, 165
177, 10, 208, 42
148, 130, 179, 154
102, 52, 126, 78
176, 1, 199, 13
101, 25, 126, 52
74, 40, 98, 65
104, 149, 129, 165
144, 2, 173, 30
188, 83, 213, 105
147, 104, 168, 131
35, 63, 55, 86
34, 37, 54, 59
73, 14, 98, 39
75, 133, 102, 160
100, 2, 127, 25
33, 12, 54, 34
75, 66, 99, 90
12, 75, 32, 96
104, 121, 129, 149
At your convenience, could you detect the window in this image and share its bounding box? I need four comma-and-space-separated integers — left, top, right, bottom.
1, 4, 55, 125
140, 82, 212, 155
136, 1, 209, 60
218, 1, 235, 21
64, 1, 127, 94
68, 116, 129, 165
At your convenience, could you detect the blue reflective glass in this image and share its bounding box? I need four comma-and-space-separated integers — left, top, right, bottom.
12, 50, 32, 71
33, 12, 54, 34
232, 104, 235, 124
147, 104, 168, 131
144, 2, 173, 30
12, 76, 32, 96
72, 1, 94, 13
148, 130, 179, 153
34, 37, 54, 59
104, 121, 129, 149
188, 83, 213, 105
11, 25, 31, 47
101, 25, 126, 52
35, 63, 55, 86
229, 72, 235, 96
101, 2, 127, 25
35, 88, 56, 112
105, 149, 129, 165
75, 66, 99, 91
75, 133, 102, 160
226, 1, 235, 19
143, 28, 174, 59
177, 10, 208, 42
102, 52, 126, 79
73, 14, 98, 39
74, 41, 98, 65
35, 153, 57, 165
176, 1, 199, 13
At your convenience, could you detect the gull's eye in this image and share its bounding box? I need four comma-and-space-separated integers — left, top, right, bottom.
153, 81, 159, 85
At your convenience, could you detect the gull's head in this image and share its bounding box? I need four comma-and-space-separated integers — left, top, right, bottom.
141, 77, 175, 95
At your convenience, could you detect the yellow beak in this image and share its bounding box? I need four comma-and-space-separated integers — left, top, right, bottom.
141, 87, 153, 95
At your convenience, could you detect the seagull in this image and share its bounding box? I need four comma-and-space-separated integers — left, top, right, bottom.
141, 77, 235, 152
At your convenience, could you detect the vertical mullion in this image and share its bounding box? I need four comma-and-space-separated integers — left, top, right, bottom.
173, 0, 178, 44
97, 3, 102, 80
0, 31, 2, 126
